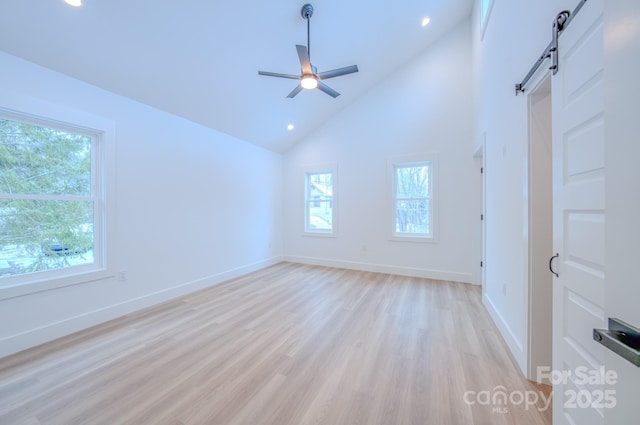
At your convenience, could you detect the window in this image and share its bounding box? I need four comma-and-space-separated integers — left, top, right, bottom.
390, 155, 437, 241
480, 0, 495, 37
304, 168, 335, 235
0, 103, 114, 299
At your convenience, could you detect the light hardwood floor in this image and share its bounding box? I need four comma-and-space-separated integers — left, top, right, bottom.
0, 263, 551, 425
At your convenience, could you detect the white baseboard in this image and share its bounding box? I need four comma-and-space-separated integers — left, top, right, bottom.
284, 255, 473, 284
482, 291, 526, 374
0, 256, 283, 359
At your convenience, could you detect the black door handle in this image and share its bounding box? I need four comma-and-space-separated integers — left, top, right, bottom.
594, 318, 640, 367
549, 253, 559, 277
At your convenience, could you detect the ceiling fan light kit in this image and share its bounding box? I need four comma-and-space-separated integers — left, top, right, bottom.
300, 75, 318, 90
258, 3, 359, 98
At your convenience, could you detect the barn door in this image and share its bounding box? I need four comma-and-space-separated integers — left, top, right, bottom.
551, 0, 607, 424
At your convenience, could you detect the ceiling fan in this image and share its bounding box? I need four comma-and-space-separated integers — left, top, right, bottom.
258, 3, 359, 98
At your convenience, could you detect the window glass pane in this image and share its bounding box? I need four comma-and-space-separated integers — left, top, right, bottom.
0, 118, 92, 196
481, 0, 494, 28
395, 199, 429, 234
396, 164, 429, 198
481, 0, 488, 21
308, 200, 333, 230
307, 172, 332, 196
0, 199, 94, 276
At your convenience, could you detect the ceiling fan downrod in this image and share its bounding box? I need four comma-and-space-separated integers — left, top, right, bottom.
301, 4, 314, 62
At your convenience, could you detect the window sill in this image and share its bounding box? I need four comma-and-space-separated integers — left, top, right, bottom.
389, 235, 439, 244
0, 267, 115, 301
303, 231, 337, 238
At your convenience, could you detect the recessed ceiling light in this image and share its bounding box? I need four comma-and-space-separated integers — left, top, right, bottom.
287, 124, 295, 131
65, 0, 83, 6
421, 16, 431, 27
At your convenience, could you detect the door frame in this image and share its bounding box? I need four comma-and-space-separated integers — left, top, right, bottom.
524, 69, 554, 384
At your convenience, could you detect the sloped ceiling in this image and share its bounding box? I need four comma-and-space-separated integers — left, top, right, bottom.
0, 0, 473, 152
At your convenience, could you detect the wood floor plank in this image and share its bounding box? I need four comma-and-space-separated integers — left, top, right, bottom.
0, 263, 551, 425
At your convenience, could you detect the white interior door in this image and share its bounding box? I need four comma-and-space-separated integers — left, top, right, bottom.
552, 0, 607, 424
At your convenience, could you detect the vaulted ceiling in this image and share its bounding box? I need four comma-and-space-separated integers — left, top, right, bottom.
0, 0, 473, 152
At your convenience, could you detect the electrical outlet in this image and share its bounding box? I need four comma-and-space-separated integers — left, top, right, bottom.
502, 282, 507, 296
118, 270, 127, 282
361, 245, 367, 252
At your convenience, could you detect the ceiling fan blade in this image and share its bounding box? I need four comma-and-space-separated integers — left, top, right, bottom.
287, 84, 303, 98
317, 65, 359, 80
296, 45, 313, 74
258, 71, 301, 80
317, 81, 340, 98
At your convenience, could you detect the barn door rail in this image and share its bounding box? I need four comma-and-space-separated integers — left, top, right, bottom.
514, 0, 588, 95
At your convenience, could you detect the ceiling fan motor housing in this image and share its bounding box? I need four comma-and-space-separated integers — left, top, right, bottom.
301, 4, 314, 19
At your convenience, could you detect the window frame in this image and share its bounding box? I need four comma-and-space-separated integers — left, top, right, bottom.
0, 95, 116, 301
303, 164, 337, 237
388, 154, 439, 243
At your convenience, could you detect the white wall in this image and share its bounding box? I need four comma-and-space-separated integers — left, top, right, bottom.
283, 20, 479, 284
603, 1, 640, 422
0, 52, 283, 358
472, 0, 583, 372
